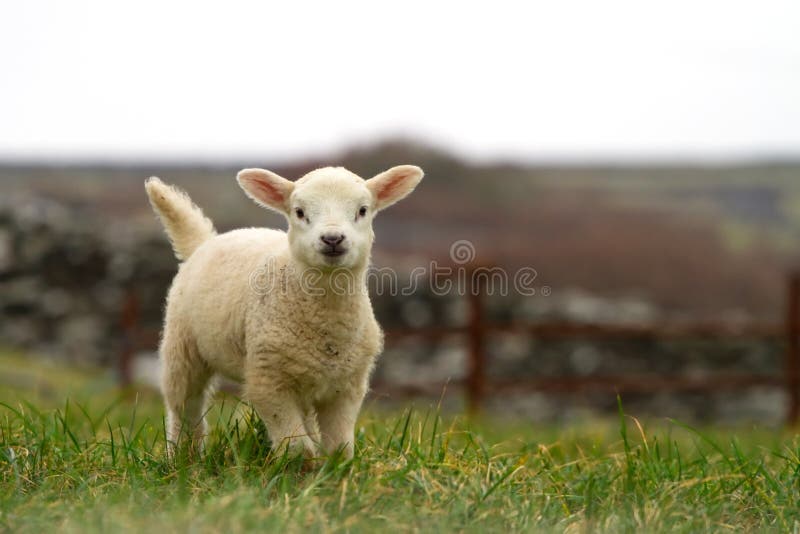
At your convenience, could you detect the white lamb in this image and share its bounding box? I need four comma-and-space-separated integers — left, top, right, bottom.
144, 164, 424, 459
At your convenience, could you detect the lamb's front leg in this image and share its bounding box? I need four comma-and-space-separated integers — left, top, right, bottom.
245, 370, 318, 459
251, 390, 318, 458
316, 388, 365, 459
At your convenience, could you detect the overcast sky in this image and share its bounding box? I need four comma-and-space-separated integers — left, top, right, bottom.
1, 1, 799, 163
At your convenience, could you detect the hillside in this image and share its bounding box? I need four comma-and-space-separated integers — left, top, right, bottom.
2, 142, 799, 317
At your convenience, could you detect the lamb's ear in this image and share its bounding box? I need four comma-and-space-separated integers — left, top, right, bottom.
236, 168, 294, 214
366, 165, 424, 212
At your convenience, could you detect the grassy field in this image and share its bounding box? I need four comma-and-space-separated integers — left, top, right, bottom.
1, 352, 799, 533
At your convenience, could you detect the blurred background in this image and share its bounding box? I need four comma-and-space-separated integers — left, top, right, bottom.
2, 1, 800, 424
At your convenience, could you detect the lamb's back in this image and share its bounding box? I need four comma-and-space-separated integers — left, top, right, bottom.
167, 228, 289, 379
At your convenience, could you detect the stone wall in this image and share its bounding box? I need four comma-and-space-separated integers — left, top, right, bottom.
0, 193, 174, 365
0, 194, 787, 423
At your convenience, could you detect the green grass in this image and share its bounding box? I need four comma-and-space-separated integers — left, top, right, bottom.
1, 352, 800, 532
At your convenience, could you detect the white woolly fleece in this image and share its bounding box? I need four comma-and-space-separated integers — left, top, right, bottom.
145, 165, 423, 460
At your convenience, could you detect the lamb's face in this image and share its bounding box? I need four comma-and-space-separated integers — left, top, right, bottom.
287, 169, 374, 270
237, 165, 424, 272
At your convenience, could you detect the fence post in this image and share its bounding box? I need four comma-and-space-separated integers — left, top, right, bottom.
786, 273, 800, 426
466, 265, 486, 415
119, 290, 139, 387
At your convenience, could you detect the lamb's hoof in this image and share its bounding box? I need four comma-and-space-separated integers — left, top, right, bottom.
300, 456, 324, 473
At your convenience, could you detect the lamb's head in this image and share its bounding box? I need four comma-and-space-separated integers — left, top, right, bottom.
237, 165, 424, 271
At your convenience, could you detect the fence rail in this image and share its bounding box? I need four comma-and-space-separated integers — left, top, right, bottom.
377, 270, 800, 425
120, 271, 800, 426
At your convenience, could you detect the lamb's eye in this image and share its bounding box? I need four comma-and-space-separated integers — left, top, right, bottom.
358, 206, 367, 218
295, 208, 304, 219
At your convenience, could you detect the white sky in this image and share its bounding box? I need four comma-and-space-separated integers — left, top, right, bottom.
1, 1, 799, 163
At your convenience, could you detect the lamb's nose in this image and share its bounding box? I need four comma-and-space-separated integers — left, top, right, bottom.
320, 233, 345, 246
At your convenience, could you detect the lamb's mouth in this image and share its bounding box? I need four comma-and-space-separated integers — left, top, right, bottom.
321, 247, 347, 258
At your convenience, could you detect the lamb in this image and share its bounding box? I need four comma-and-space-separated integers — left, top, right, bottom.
144, 164, 424, 460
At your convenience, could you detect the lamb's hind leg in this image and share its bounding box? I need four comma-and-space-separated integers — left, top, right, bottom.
161, 330, 212, 456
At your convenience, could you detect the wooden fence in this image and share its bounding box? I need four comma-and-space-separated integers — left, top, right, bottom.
120, 271, 800, 425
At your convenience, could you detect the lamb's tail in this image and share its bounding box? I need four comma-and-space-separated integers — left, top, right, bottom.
144, 177, 216, 261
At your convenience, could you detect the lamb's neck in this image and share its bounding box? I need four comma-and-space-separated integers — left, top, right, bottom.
285, 258, 369, 306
